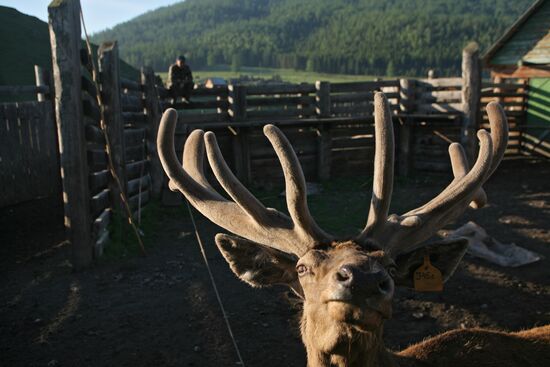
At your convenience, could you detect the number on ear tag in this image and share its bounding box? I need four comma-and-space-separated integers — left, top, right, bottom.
414, 255, 443, 292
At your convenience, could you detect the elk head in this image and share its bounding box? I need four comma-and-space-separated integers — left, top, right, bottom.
157, 93, 508, 367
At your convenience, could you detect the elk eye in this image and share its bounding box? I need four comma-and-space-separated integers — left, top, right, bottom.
388, 266, 397, 278
296, 264, 308, 276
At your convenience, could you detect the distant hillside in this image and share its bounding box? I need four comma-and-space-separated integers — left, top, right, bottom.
0, 6, 139, 86
92, 0, 532, 76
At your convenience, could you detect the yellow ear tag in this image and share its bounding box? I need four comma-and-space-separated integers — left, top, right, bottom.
414, 255, 443, 292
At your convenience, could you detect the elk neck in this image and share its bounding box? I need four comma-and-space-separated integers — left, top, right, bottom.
301, 308, 398, 367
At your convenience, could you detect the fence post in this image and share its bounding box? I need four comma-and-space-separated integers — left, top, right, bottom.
315, 81, 331, 117
228, 84, 247, 121
228, 84, 250, 182
34, 65, 48, 102
398, 78, 415, 176
48, 0, 93, 270
141, 66, 164, 199
461, 42, 481, 161
98, 41, 127, 214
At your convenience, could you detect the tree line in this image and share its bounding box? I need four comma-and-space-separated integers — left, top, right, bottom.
92, 0, 530, 77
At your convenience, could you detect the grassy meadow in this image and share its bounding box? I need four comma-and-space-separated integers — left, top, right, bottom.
157, 65, 377, 84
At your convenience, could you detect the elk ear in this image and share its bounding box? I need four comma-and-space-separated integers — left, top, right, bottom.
215, 233, 303, 296
391, 237, 468, 288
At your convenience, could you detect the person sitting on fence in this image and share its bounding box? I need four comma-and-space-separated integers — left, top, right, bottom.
167, 55, 193, 104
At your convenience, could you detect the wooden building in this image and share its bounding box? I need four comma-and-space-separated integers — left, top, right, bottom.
483, 0, 549, 156
483, 0, 550, 78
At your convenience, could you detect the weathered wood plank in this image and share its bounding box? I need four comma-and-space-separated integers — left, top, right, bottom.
122, 111, 147, 124
141, 67, 163, 199
461, 42, 481, 160
245, 83, 316, 95
330, 80, 399, 93
121, 78, 142, 91
127, 174, 152, 196
49, 0, 93, 269
89, 169, 109, 194
0, 85, 50, 96
247, 95, 315, 107
126, 160, 150, 179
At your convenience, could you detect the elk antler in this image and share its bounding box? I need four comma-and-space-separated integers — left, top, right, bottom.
357, 96, 508, 256
157, 109, 333, 257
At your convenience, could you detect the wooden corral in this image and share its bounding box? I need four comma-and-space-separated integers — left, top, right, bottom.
1, 0, 539, 269
0, 80, 59, 207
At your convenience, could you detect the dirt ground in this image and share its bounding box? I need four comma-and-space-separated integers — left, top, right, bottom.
1, 157, 549, 367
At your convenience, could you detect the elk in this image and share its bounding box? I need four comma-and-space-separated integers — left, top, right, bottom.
157, 93, 550, 367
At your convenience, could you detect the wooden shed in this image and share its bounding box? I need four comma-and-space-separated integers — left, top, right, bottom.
483, 0, 550, 78
483, 0, 550, 157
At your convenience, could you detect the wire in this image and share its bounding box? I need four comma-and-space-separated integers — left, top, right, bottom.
185, 200, 246, 367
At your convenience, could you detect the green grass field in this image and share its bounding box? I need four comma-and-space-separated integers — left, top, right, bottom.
157, 65, 377, 84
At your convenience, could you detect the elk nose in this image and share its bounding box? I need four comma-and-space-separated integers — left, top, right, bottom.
335, 264, 392, 296
335, 265, 354, 286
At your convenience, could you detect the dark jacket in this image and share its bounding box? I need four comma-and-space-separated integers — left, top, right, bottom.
167, 63, 193, 87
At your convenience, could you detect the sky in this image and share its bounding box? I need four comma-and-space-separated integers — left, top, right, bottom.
1, 0, 182, 33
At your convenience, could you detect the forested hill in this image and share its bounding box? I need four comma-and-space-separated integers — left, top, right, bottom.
92, 0, 532, 76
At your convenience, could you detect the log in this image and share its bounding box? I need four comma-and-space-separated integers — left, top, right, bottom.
49, 0, 93, 269
121, 93, 143, 112
461, 42, 481, 161
315, 81, 331, 117
246, 106, 315, 119
127, 174, 152, 196
90, 188, 110, 218
141, 67, 163, 199
245, 83, 315, 95
247, 95, 314, 107
0, 85, 50, 95
121, 77, 142, 91
34, 65, 48, 102
330, 80, 399, 93
89, 169, 109, 194
99, 41, 127, 214
122, 111, 147, 124
228, 85, 247, 121
93, 208, 112, 236
126, 160, 150, 179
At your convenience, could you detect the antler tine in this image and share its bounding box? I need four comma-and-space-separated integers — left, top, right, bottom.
264, 125, 333, 241
486, 102, 508, 177
381, 129, 494, 255
158, 108, 330, 257
443, 102, 507, 210
203, 131, 270, 224
449, 143, 487, 208
358, 92, 394, 243
179, 129, 219, 192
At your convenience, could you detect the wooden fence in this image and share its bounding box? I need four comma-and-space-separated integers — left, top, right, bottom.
2, 0, 538, 270
47, 0, 163, 268
0, 68, 59, 207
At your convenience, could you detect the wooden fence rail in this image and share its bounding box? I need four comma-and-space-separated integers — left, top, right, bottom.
5, 1, 538, 270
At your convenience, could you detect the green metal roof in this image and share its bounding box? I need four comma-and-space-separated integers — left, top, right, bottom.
484, 0, 550, 66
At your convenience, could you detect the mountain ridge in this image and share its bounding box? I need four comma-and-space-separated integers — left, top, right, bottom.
93, 0, 532, 76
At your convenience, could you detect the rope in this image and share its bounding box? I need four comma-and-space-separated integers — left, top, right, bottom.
185, 200, 246, 367
80, 9, 147, 255
147, 57, 245, 365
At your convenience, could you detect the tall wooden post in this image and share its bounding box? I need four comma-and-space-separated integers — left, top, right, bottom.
48, 0, 92, 270
228, 84, 250, 183
315, 81, 331, 117
228, 84, 247, 122
34, 65, 48, 102
461, 42, 481, 161
398, 78, 415, 176
141, 66, 163, 198
98, 41, 127, 213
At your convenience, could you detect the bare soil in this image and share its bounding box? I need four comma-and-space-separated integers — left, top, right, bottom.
1, 158, 549, 367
